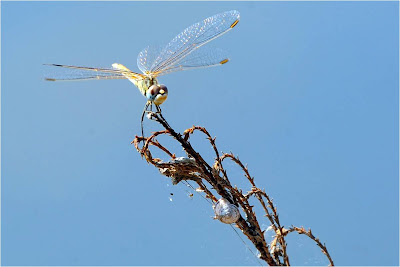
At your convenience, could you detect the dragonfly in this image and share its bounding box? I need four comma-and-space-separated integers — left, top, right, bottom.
45, 10, 240, 136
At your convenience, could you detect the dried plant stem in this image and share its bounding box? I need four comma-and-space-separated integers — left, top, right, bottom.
132, 112, 334, 266
288, 227, 334, 266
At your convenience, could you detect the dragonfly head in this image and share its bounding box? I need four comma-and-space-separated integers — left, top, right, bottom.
147, 84, 168, 105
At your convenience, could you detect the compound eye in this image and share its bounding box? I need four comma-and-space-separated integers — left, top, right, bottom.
148, 84, 159, 96
159, 84, 168, 95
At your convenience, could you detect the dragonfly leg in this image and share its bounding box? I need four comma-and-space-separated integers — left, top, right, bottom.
142, 102, 170, 136
141, 102, 150, 138
155, 105, 172, 129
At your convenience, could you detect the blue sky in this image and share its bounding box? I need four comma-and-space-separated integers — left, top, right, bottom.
2, 1, 399, 266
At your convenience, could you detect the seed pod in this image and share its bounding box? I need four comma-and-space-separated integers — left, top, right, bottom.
213, 198, 240, 224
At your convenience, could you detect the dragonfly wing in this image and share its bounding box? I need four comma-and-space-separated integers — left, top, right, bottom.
151, 46, 230, 77
137, 45, 163, 74
44, 64, 144, 81
137, 10, 239, 76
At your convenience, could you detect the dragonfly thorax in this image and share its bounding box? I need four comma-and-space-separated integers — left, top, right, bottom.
135, 77, 158, 96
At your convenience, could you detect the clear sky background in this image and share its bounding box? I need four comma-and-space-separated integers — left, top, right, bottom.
2, 1, 399, 266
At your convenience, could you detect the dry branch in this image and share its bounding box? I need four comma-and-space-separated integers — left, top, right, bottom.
132, 112, 334, 266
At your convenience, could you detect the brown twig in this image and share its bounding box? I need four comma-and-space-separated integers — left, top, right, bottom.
131, 111, 333, 266
288, 226, 335, 266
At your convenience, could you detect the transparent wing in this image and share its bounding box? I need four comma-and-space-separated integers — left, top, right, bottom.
44, 64, 144, 81
146, 46, 230, 77
137, 10, 240, 76
137, 44, 163, 74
